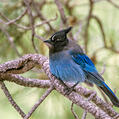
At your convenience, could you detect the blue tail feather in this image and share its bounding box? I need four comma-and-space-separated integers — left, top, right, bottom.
100, 81, 119, 107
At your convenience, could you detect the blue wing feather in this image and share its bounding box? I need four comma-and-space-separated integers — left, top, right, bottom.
72, 53, 97, 72
71, 53, 104, 85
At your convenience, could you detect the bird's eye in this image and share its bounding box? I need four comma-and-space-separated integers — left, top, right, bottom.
56, 38, 60, 41
52, 35, 61, 42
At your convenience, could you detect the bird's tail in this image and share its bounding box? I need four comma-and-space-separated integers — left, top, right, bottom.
99, 81, 119, 107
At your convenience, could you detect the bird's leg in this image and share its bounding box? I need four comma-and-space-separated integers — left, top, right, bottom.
64, 81, 79, 95
56, 77, 71, 90
58, 78, 69, 87
57, 77, 79, 95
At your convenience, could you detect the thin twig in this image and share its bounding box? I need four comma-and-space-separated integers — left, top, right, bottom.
35, 34, 46, 41
91, 15, 119, 53
108, 0, 119, 9
0, 10, 57, 30
71, 103, 79, 119
91, 15, 107, 47
24, 86, 54, 119
6, 8, 28, 25
24, 0, 38, 53
82, 111, 87, 119
82, 90, 96, 119
0, 11, 9, 21
32, 1, 55, 31
54, 0, 67, 25
84, 0, 94, 53
16, 14, 57, 30
0, 81, 26, 118
0, 21, 21, 57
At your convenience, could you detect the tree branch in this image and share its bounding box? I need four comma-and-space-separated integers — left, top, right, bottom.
0, 54, 118, 118
24, 86, 54, 119
0, 81, 26, 118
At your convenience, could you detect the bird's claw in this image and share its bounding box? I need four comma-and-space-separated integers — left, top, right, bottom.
64, 87, 74, 95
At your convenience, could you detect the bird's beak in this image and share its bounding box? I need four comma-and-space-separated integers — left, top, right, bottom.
44, 39, 52, 48
44, 39, 51, 44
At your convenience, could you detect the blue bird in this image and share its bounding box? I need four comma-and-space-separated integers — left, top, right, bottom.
44, 27, 119, 107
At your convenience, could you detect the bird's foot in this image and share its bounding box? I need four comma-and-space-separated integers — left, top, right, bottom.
64, 86, 75, 95
64, 82, 79, 95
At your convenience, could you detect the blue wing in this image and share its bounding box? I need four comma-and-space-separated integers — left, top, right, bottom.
71, 53, 104, 85
72, 53, 97, 73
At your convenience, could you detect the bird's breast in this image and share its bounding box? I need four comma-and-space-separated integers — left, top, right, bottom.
49, 51, 86, 82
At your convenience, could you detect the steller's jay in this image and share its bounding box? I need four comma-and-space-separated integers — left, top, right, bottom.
44, 27, 119, 107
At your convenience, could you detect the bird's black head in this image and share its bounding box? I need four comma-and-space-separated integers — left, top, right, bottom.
44, 27, 72, 53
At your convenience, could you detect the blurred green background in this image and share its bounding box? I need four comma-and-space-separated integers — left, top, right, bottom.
0, 0, 119, 119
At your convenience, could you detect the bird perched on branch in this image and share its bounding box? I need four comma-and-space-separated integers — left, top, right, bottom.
44, 27, 119, 107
